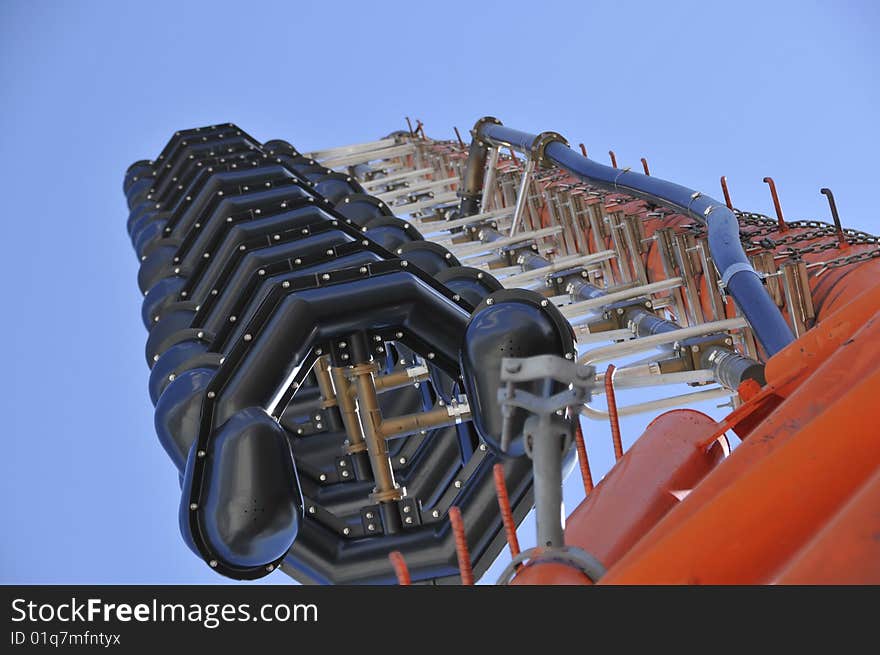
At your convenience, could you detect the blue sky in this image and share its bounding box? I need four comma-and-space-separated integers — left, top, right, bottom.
0, 0, 877, 584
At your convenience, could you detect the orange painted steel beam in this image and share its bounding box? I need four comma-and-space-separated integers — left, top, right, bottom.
601, 326, 880, 583
510, 410, 726, 585
774, 467, 880, 584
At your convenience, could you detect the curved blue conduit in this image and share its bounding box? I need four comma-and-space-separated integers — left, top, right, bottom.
477, 123, 795, 357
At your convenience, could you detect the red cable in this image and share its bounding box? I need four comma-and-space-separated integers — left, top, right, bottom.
448, 506, 474, 585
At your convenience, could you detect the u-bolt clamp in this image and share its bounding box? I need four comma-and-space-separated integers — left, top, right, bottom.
497, 354, 597, 548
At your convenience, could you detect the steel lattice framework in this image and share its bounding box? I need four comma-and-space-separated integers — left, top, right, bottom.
123, 118, 880, 584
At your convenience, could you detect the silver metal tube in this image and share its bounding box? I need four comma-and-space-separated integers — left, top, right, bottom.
560, 278, 683, 319
509, 157, 536, 236
480, 146, 500, 212
578, 317, 748, 365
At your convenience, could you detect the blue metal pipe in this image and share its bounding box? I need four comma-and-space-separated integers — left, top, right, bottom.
478, 122, 795, 356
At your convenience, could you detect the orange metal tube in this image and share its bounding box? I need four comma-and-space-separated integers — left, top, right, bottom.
389, 551, 411, 585
567, 409, 726, 566
640, 157, 650, 176
605, 364, 623, 460
762, 176, 788, 231
448, 506, 474, 585
603, 311, 880, 581
573, 422, 594, 495
764, 281, 880, 389
510, 410, 726, 585
774, 467, 880, 584
608, 150, 617, 168
492, 463, 521, 561
720, 175, 733, 209
601, 348, 880, 584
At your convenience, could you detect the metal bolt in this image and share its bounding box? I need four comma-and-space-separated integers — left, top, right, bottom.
308, 506, 316, 514
189, 503, 198, 510
432, 510, 440, 518
319, 474, 327, 481
343, 528, 350, 535
365, 512, 374, 519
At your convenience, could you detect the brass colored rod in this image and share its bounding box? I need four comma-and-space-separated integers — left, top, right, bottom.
350, 362, 401, 503
330, 365, 367, 455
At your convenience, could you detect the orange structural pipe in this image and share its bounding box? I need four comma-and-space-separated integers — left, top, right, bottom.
774, 467, 880, 584
510, 410, 727, 585
601, 325, 880, 583
448, 506, 474, 585
388, 551, 411, 585
492, 463, 521, 561
603, 310, 880, 582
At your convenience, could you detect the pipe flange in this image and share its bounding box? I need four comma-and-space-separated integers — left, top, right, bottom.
530, 131, 569, 168
471, 116, 503, 144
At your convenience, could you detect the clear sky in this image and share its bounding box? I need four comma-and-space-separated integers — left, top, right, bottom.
1, 0, 877, 584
